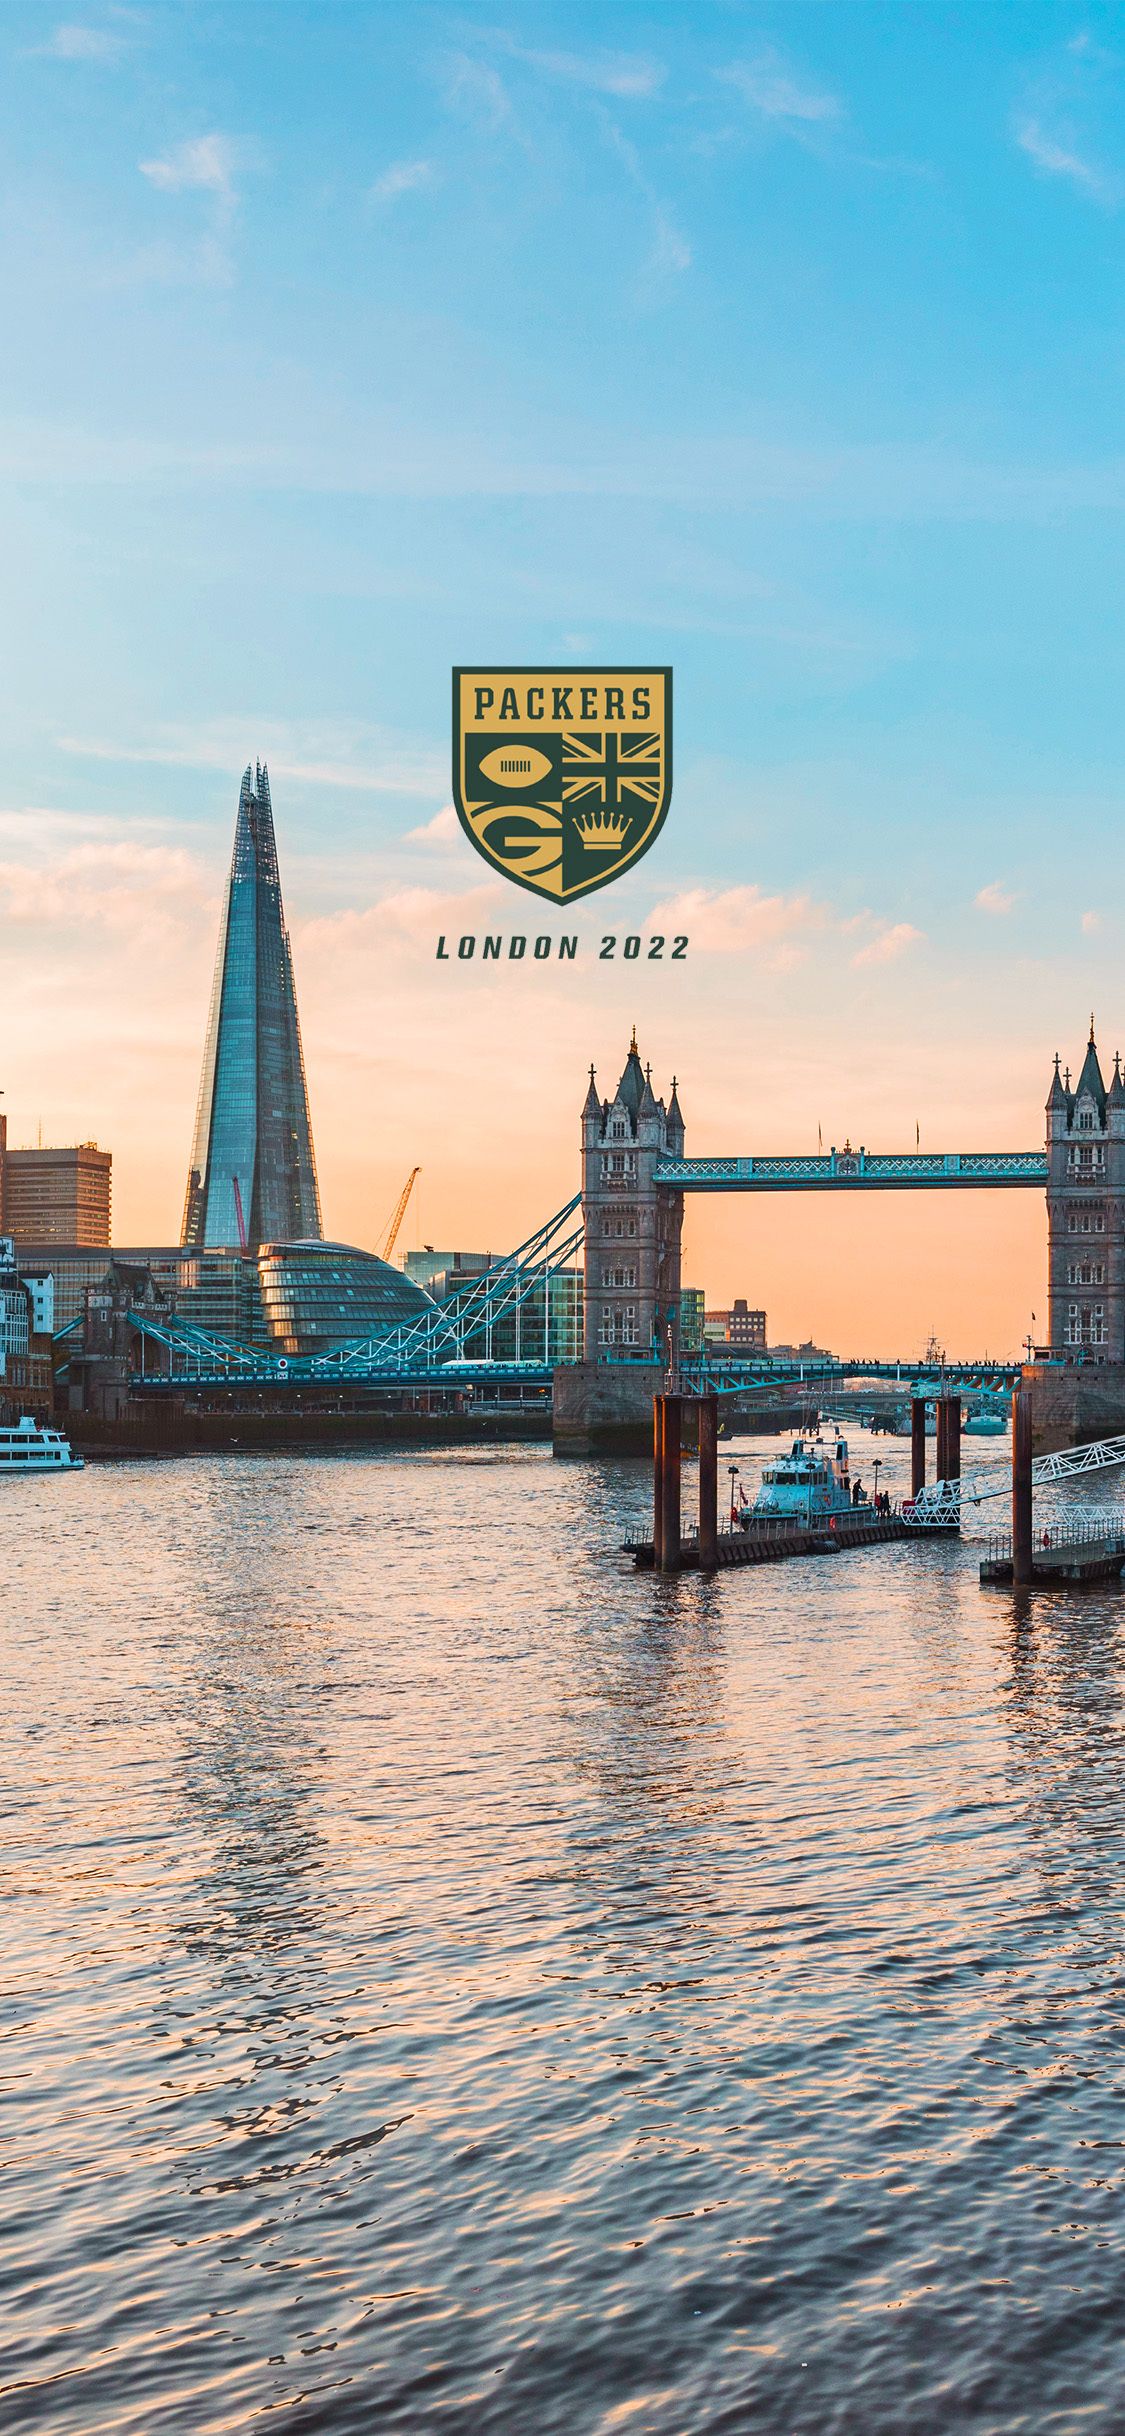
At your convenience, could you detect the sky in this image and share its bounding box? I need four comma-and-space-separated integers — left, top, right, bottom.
3, 0, 1124, 1355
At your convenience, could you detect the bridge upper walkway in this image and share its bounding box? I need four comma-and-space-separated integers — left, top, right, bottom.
655, 1152, 1046, 1192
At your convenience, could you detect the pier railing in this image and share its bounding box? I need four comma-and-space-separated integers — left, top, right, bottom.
985, 1522, 1125, 1565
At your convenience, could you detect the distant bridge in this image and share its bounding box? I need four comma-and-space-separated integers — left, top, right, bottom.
682, 1355, 1022, 1394
57, 1292, 1022, 1397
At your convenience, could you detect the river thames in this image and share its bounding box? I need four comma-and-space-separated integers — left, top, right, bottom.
5, 1428, 1125, 2434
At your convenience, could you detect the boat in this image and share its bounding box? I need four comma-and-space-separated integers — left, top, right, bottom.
739, 1435, 861, 1527
0, 1416, 84, 1472
886, 1389, 1007, 1439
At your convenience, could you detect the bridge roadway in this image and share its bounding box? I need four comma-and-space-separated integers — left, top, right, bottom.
124, 1350, 1021, 1394
655, 1152, 1046, 1192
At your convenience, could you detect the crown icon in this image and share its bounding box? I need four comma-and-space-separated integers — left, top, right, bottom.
575, 808, 629, 850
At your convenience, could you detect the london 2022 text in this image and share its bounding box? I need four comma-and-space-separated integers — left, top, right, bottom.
435, 934, 689, 962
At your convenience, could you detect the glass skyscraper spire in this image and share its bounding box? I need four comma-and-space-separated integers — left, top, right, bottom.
181, 762, 322, 1252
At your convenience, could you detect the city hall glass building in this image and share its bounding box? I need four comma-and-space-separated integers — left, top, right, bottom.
258, 1241, 442, 1358
182, 762, 322, 1253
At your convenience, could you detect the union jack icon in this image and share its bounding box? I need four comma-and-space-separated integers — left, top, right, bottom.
561, 731, 663, 820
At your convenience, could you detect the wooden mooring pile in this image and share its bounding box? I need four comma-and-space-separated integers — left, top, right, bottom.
981, 1389, 1125, 1585
628, 1391, 911, 1575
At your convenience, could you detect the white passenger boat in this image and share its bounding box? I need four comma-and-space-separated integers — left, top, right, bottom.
0, 1416, 84, 1472
740, 1435, 860, 1527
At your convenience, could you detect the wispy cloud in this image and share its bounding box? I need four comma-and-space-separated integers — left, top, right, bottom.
0, 839, 212, 935
58, 722, 445, 799
645, 883, 819, 957
1015, 116, 1120, 204
852, 922, 923, 968
134, 135, 256, 287
370, 158, 435, 205
722, 51, 841, 128
649, 205, 692, 276
975, 881, 1016, 915
1082, 910, 1102, 934
406, 803, 460, 847
15, 412, 1125, 522
495, 40, 665, 100
140, 134, 241, 207
1014, 32, 1123, 207
34, 20, 126, 62
0, 805, 177, 849
442, 52, 512, 133
602, 121, 691, 278
302, 881, 502, 951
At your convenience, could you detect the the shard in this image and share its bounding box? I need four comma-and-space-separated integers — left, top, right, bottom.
181, 761, 322, 1252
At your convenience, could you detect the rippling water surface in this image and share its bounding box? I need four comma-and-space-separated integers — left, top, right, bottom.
6, 1427, 1125, 2433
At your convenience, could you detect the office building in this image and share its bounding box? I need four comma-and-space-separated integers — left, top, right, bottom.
704, 1299, 767, 1351
16, 1244, 262, 1342
407, 1249, 584, 1364
3, 1139, 111, 1247
404, 1249, 492, 1291
679, 1287, 706, 1355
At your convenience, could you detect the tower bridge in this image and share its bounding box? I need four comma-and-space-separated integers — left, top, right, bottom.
58, 1021, 1115, 1431
558, 1021, 1119, 1450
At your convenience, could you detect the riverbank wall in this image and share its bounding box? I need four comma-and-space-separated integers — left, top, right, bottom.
66, 1402, 553, 1458
1025, 1362, 1125, 1454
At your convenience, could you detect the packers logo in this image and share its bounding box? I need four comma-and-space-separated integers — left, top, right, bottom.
452, 667, 672, 903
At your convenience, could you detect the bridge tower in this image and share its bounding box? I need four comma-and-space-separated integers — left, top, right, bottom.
1045, 1023, 1125, 1362
581, 1032, 684, 1371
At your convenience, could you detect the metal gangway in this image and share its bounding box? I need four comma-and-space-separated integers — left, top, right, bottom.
908, 1432, 1125, 1531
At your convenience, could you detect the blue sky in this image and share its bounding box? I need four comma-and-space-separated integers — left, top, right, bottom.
3, 2, 1124, 1345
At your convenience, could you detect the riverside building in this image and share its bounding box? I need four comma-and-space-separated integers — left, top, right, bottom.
0, 1237, 54, 1399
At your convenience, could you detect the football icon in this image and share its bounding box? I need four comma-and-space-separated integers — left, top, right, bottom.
478, 744, 555, 790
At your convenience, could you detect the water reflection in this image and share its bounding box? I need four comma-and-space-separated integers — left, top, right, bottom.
1002, 1590, 1125, 1886
7, 1439, 1125, 2435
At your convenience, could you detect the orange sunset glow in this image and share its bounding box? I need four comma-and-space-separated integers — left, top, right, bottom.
3, 787, 1090, 1356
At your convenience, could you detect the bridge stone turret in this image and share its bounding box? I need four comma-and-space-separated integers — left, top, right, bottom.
581, 1031, 684, 1370
1045, 1024, 1125, 1363
555, 1033, 685, 1452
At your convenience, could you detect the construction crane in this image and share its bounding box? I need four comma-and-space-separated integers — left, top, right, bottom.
381, 1166, 421, 1263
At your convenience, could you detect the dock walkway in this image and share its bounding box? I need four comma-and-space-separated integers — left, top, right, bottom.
980, 1524, 1125, 1587
627, 1514, 908, 1572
